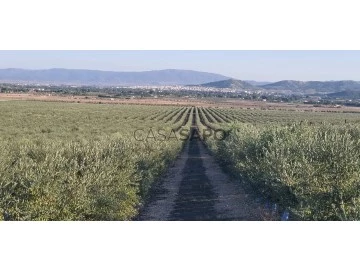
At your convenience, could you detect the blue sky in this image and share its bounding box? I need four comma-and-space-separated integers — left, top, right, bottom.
0, 51, 359, 81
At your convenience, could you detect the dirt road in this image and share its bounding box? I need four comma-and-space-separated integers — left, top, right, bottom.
138, 131, 264, 221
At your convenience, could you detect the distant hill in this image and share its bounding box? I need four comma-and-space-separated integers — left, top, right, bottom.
261, 80, 360, 93
327, 90, 360, 99
245, 80, 273, 86
198, 79, 259, 90
0, 68, 230, 86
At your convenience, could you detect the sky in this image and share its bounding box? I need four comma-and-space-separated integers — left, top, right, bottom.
0, 50, 360, 82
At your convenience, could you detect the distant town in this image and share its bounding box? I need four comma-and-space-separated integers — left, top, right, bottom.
1, 81, 360, 108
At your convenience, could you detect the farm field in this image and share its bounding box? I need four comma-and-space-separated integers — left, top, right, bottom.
0, 101, 193, 220
195, 107, 360, 220
1, 100, 360, 220
3, 92, 360, 113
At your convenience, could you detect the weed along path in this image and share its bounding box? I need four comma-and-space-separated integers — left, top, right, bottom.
138, 127, 264, 221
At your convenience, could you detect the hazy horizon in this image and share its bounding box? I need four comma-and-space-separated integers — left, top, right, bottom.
1, 50, 360, 81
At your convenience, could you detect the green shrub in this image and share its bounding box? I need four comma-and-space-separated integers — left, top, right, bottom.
213, 123, 360, 220
0, 102, 187, 220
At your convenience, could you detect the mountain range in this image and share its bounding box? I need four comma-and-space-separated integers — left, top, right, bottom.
1, 68, 360, 97
0, 68, 230, 86
196, 79, 360, 95
261, 80, 360, 93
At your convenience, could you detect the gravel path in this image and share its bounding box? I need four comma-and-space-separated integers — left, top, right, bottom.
138, 131, 264, 221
